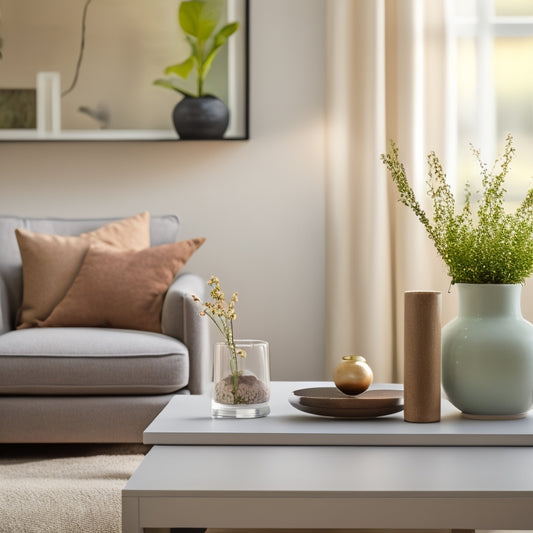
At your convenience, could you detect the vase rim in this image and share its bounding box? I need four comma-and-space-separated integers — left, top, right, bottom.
454, 283, 522, 287
215, 339, 268, 346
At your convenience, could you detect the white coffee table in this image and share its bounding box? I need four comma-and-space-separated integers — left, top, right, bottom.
122, 382, 533, 532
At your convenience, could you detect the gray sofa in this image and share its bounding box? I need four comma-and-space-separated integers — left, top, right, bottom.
0, 215, 209, 443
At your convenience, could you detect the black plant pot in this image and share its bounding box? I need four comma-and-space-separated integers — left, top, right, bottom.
172, 95, 229, 140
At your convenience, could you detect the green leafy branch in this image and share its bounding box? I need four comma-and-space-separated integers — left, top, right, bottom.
381, 134, 533, 284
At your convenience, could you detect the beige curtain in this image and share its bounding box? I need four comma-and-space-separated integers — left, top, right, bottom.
325, 0, 454, 382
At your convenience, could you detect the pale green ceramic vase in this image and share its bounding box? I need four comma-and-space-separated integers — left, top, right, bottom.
442, 283, 533, 419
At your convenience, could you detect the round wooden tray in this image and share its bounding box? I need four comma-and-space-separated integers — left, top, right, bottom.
289, 387, 404, 419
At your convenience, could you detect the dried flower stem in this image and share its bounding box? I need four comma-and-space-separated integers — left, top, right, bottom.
193, 276, 246, 403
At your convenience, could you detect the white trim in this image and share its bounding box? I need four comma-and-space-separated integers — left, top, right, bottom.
476, 0, 495, 161
0, 129, 178, 141
224, 0, 246, 138
413, 0, 424, 198
445, 0, 458, 193
446, 0, 533, 190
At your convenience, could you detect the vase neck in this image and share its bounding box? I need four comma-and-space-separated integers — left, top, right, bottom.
457, 284, 523, 318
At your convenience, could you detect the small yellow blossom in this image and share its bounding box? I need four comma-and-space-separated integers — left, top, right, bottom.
192, 276, 243, 349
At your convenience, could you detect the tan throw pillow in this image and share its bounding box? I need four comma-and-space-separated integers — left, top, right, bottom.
38, 238, 205, 333
16, 212, 151, 329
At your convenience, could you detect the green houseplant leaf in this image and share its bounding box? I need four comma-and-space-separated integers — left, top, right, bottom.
153, 79, 196, 98
202, 22, 239, 81
153, 0, 239, 98
179, 0, 217, 41
214, 21, 239, 47
164, 56, 195, 79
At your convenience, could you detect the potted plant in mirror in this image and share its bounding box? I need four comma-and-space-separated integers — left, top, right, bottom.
192, 276, 270, 419
382, 134, 533, 419
153, 0, 238, 139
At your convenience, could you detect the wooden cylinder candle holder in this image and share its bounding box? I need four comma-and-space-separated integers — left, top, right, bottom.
404, 291, 442, 423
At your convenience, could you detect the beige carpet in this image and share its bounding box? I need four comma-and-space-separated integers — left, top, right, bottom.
0, 444, 147, 533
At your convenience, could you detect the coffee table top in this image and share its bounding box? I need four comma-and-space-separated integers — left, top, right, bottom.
143, 381, 533, 446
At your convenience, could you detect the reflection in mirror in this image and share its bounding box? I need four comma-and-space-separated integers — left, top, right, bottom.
0, 0, 248, 141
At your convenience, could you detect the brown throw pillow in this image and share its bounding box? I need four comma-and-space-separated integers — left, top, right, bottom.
38, 238, 205, 333
16, 212, 151, 329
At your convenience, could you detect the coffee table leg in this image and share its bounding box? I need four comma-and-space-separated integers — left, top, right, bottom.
122, 496, 142, 533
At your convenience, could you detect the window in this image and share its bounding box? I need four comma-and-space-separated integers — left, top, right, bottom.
447, 0, 533, 204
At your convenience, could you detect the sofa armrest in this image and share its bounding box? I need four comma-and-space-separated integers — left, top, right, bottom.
161, 272, 210, 394
0, 275, 12, 335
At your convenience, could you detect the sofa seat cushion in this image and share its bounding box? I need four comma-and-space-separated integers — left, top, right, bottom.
0, 328, 189, 395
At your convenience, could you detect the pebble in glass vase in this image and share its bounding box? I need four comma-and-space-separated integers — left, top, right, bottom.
442, 283, 533, 419
211, 339, 271, 419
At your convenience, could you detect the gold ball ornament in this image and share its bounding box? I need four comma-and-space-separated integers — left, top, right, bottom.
334, 355, 373, 396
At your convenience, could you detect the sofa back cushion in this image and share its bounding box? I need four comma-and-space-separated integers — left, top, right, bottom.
16, 212, 152, 328
0, 214, 181, 327
39, 238, 205, 333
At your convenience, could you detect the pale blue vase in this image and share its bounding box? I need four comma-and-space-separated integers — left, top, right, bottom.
442, 283, 533, 419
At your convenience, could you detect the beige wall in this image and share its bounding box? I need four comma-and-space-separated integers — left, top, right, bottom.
0, 0, 327, 380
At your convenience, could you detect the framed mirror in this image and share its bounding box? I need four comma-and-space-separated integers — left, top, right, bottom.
0, 0, 249, 141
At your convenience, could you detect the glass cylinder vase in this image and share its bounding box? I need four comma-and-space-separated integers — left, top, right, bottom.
211, 339, 271, 418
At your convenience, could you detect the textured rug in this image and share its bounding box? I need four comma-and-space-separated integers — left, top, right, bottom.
0, 444, 148, 533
